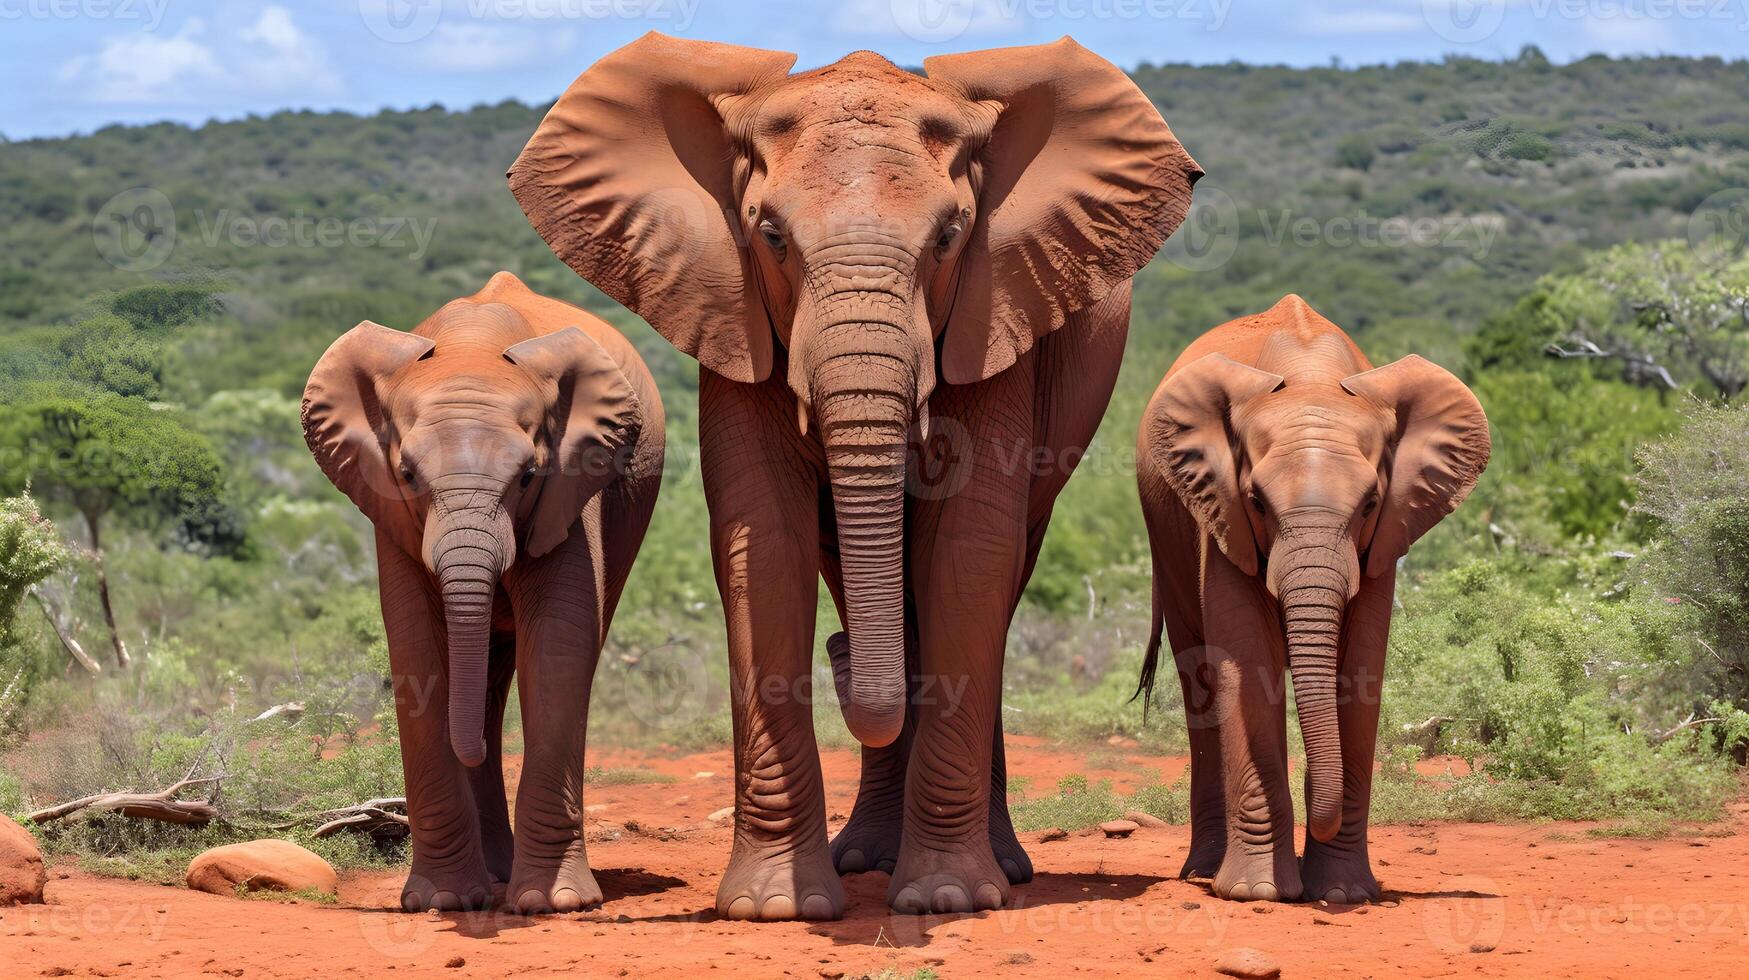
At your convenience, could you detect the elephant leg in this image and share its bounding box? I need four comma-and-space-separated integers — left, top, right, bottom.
888, 368, 1033, 915
703, 371, 843, 922
1203, 543, 1302, 903
470, 631, 517, 884
1174, 638, 1227, 879
504, 533, 604, 915
1301, 572, 1396, 904
376, 533, 492, 912
987, 715, 1031, 883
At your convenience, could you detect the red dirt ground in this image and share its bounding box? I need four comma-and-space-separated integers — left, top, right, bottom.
4, 738, 1744, 979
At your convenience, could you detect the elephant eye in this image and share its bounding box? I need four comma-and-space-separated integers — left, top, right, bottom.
936, 221, 963, 254
1362, 492, 1380, 517
1248, 489, 1268, 516
400, 464, 419, 491
758, 219, 786, 258
520, 466, 536, 490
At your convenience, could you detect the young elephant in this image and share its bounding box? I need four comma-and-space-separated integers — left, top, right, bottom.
1136, 295, 1489, 904
302, 272, 664, 914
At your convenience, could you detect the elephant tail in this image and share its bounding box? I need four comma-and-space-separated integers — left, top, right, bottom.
1131, 588, 1166, 727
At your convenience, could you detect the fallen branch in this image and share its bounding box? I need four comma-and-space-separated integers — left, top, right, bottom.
29, 586, 101, 676
250, 702, 305, 723
1651, 714, 1722, 744
28, 774, 227, 827
313, 798, 409, 839
1403, 715, 1457, 736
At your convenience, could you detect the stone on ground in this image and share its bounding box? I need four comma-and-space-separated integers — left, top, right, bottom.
185, 839, 338, 898
0, 813, 47, 905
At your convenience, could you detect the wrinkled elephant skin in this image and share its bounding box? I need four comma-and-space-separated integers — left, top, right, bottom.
511, 32, 1201, 918
1136, 295, 1490, 904
302, 271, 664, 915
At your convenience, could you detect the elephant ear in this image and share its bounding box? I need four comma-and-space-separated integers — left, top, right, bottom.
1342, 355, 1492, 578
925, 37, 1203, 386
1147, 353, 1284, 577
508, 32, 796, 384
303, 321, 434, 557
504, 328, 642, 559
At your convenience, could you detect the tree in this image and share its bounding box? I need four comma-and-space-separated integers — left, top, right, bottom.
0, 387, 228, 668
1334, 133, 1375, 172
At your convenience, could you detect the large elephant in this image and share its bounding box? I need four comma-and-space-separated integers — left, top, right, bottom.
1136, 295, 1489, 904
302, 272, 664, 914
510, 33, 1200, 918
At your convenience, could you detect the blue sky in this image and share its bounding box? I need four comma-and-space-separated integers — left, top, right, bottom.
6, 0, 1748, 140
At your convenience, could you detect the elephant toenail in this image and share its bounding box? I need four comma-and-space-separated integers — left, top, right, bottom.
893, 887, 923, 913
432, 890, 460, 909
801, 894, 836, 920
931, 884, 968, 913
401, 892, 423, 913
999, 858, 1020, 880
760, 895, 797, 920
875, 859, 896, 873
839, 848, 867, 872
725, 896, 756, 919
1254, 882, 1279, 902
517, 889, 551, 913
974, 883, 1004, 909
553, 888, 581, 911
1228, 883, 1250, 901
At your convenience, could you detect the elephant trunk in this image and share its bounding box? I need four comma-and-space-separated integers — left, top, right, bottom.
1273, 541, 1351, 843
811, 339, 916, 750
429, 506, 513, 769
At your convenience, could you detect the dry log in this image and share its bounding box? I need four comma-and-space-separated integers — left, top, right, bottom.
28, 774, 226, 827
312, 798, 409, 840
29, 586, 101, 676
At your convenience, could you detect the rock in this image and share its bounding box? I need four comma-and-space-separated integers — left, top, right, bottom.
1039, 828, 1069, 842
445, 957, 466, 969
185, 840, 337, 898
1215, 947, 1281, 979
1099, 819, 1140, 839
707, 806, 734, 824
0, 814, 47, 905
1123, 811, 1169, 829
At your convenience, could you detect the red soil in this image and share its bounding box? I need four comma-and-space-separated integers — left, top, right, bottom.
4, 739, 1742, 979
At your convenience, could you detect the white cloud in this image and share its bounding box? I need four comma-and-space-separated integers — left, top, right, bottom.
239, 6, 342, 96
56, 18, 224, 104
833, 0, 1025, 41
1581, 13, 1676, 53
57, 6, 339, 105
415, 22, 579, 73
1300, 8, 1423, 35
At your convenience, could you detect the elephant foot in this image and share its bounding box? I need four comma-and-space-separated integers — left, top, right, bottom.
888, 838, 1010, 915
1212, 844, 1302, 903
989, 815, 1033, 885
1300, 841, 1379, 905
831, 810, 901, 875
507, 851, 604, 915
718, 837, 845, 921
401, 861, 494, 912
1179, 832, 1226, 880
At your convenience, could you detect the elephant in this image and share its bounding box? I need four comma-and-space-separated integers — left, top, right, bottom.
1135, 294, 1490, 904
509, 32, 1201, 918
301, 271, 664, 914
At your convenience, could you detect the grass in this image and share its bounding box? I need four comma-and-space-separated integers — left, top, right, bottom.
583, 766, 675, 786
237, 883, 338, 904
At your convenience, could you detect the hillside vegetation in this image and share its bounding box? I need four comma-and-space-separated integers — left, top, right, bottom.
3, 48, 1749, 866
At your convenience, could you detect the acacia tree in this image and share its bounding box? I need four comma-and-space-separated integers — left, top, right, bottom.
0, 387, 227, 668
